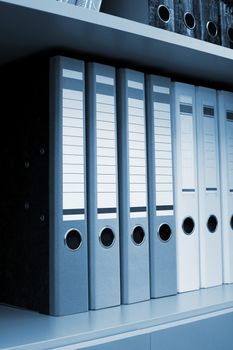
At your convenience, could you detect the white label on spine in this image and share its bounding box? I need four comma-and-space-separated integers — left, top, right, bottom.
203, 107, 217, 189
180, 103, 196, 191
226, 112, 233, 191
153, 85, 174, 216
96, 73, 117, 219
128, 79, 147, 218
62, 68, 85, 221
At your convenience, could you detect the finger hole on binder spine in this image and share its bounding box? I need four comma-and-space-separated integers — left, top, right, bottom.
132, 226, 145, 245
228, 27, 233, 43
65, 229, 82, 251
157, 5, 170, 23
206, 21, 218, 38
100, 228, 115, 248
230, 215, 233, 230
184, 12, 196, 30
182, 217, 195, 235
207, 215, 218, 233
158, 223, 172, 242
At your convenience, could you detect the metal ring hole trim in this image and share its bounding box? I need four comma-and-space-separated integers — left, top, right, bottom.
230, 215, 233, 230
64, 228, 82, 251
157, 4, 171, 23
184, 12, 196, 30
99, 227, 116, 248
206, 21, 218, 38
207, 215, 218, 233
182, 216, 195, 235
131, 226, 145, 246
158, 223, 172, 242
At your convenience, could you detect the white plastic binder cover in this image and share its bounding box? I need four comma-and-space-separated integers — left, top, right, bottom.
146, 74, 177, 298
173, 82, 200, 293
196, 86, 222, 288
218, 90, 233, 284
50, 56, 88, 316
87, 63, 120, 310
117, 68, 150, 304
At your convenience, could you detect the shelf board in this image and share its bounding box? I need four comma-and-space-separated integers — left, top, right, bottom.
0, 0, 233, 88
1, 284, 233, 349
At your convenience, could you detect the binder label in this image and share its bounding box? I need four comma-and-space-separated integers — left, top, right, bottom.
62, 68, 85, 221
96, 74, 117, 219
180, 102, 196, 192
128, 79, 147, 218
226, 110, 233, 192
203, 105, 218, 191
153, 84, 174, 216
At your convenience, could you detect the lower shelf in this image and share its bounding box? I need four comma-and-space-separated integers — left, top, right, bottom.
1, 284, 233, 350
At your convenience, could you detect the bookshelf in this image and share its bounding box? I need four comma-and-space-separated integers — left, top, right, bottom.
0, 1, 233, 349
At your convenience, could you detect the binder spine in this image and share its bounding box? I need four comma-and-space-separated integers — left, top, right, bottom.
146, 75, 177, 298
149, 0, 175, 32
87, 63, 120, 310
173, 83, 200, 293
174, 0, 201, 39
218, 91, 233, 283
50, 56, 88, 315
219, 1, 233, 49
199, 0, 221, 45
117, 69, 150, 304
196, 87, 222, 288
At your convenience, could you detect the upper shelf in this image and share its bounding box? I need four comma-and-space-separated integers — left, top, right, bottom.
0, 0, 233, 89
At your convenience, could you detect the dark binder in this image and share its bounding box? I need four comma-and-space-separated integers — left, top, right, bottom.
174, 0, 201, 39
0, 55, 89, 316
199, 0, 221, 45
220, 1, 233, 48
101, 0, 174, 32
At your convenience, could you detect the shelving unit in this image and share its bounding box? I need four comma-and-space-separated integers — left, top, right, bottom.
1, 1, 233, 349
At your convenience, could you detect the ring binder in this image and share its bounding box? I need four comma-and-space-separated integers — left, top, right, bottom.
146, 74, 177, 298
218, 90, 233, 284
199, 0, 221, 45
196, 86, 223, 288
172, 82, 200, 293
220, 1, 233, 48
174, 0, 201, 39
87, 63, 121, 310
117, 68, 150, 304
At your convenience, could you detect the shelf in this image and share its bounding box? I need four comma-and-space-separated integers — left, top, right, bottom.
0, 0, 233, 89
1, 284, 233, 349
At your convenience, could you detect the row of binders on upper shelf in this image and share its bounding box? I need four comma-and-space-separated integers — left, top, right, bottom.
0, 56, 233, 317
101, 0, 233, 49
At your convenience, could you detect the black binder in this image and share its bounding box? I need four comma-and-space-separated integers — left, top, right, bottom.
0, 55, 89, 316
199, 0, 221, 45
220, 0, 233, 48
149, 0, 174, 31
174, 0, 201, 39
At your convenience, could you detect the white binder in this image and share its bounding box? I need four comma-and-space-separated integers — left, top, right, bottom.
146, 75, 177, 298
172, 82, 200, 293
196, 86, 222, 288
50, 56, 88, 315
117, 68, 150, 304
87, 63, 120, 310
218, 90, 233, 284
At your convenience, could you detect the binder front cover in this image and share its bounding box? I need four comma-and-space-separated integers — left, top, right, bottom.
173, 82, 200, 293
50, 56, 88, 316
174, 0, 201, 39
87, 63, 120, 310
146, 75, 177, 298
117, 69, 150, 304
196, 87, 222, 288
218, 90, 233, 284
199, 0, 221, 45
220, 1, 233, 49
